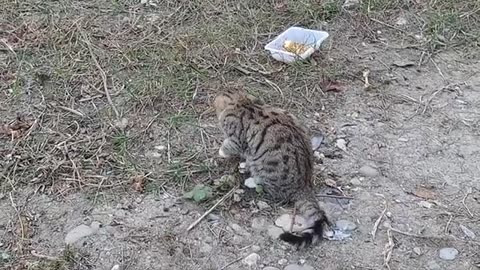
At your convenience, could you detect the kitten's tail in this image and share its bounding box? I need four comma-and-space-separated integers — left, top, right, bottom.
279, 193, 331, 248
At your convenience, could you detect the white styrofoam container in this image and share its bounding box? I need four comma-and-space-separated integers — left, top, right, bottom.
265, 27, 329, 63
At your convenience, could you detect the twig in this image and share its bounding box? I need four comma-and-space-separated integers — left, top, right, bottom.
371, 204, 387, 241
31, 250, 59, 261
445, 213, 453, 234
57, 106, 85, 117
81, 32, 120, 119
430, 58, 446, 83
316, 194, 354, 200
0, 38, 16, 55
462, 188, 474, 218
218, 256, 243, 270
264, 78, 285, 102
9, 192, 25, 252
383, 229, 394, 270
363, 69, 371, 90
187, 186, 238, 232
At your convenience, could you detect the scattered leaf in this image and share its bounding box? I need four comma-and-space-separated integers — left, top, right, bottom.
0, 116, 33, 139
413, 187, 436, 200
183, 184, 212, 202
335, 138, 348, 152
459, 224, 476, 239
311, 134, 324, 151
320, 79, 345, 92
131, 175, 146, 193
325, 178, 337, 188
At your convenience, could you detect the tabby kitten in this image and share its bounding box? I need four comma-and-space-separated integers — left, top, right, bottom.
214, 90, 331, 247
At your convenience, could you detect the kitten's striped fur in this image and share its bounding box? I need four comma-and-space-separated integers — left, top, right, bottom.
214, 90, 331, 247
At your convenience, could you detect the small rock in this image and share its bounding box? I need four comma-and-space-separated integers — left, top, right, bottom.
395, 16, 407, 26
251, 217, 268, 231
418, 201, 433, 209
335, 139, 348, 152
342, 0, 361, 10
244, 177, 257, 188
114, 118, 129, 131
200, 243, 213, 253
267, 225, 284, 239
413, 247, 422, 255
278, 259, 288, 265
243, 253, 261, 266
264, 267, 280, 270
359, 165, 379, 177
111, 265, 120, 270
230, 223, 243, 233
251, 245, 261, 252
459, 224, 476, 239
350, 177, 361, 185
311, 135, 324, 151
438, 247, 458, 261
154, 145, 166, 151
427, 260, 441, 270
284, 264, 315, 270
275, 214, 308, 232
65, 222, 101, 244
207, 214, 220, 222
257, 201, 271, 210
335, 220, 357, 231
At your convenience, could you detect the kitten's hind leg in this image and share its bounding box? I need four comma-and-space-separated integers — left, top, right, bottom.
219, 138, 241, 158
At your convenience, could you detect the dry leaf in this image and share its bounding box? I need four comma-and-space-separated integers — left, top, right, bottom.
131, 175, 146, 193
320, 79, 345, 92
0, 117, 33, 139
412, 187, 436, 200
325, 178, 337, 188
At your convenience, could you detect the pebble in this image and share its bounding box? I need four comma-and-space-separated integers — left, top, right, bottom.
243, 253, 261, 266
350, 177, 361, 185
335, 139, 348, 152
264, 267, 280, 270
438, 247, 458, 261
244, 177, 257, 188
251, 245, 261, 252
284, 264, 315, 270
335, 220, 357, 231
413, 247, 422, 255
395, 16, 408, 26
359, 165, 379, 177
207, 214, 220, 222
64, 221, 101, 244
111, 265, 120, 270
418, 201, 433, 209
311, 135, 324, 151
267, 225, 284, 239
154, 145, 166, 151
342, 0, 361, 10
459, 224, 476, 239
427, 260, 441, 270
257, 201, 271, 210
230, 223, 243, 233
200, 243, 213, 253
275, 214, 307, 232
251, 217, 268, 231
278, 259, 288, 265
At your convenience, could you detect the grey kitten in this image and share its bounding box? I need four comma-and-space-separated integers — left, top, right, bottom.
214, 90, 331, 247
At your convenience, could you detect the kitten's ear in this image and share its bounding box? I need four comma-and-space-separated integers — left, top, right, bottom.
246, 94, 264, 105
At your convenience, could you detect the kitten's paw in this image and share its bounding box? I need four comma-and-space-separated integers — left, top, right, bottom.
218, 147, 228, 158
244, 177, 258, 188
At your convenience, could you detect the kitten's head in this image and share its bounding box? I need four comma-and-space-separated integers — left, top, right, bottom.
213, 91, 263, 118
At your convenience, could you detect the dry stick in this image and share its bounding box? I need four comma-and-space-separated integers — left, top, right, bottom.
219, 256, 243, 270
462, 189, 474, 218
81, 32, 120, 119
371, 204, 387, 241
383, 229, 394, 270
316, 194, 354, 200
31, 250, 59, 261
9, 193, 25, 252
57, 106, 85, 117
187, 186, 238, 232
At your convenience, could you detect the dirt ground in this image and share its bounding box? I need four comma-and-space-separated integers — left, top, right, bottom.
1, 1, 479, 270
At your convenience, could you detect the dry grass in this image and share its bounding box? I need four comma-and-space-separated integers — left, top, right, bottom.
0, 0, 479, 266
